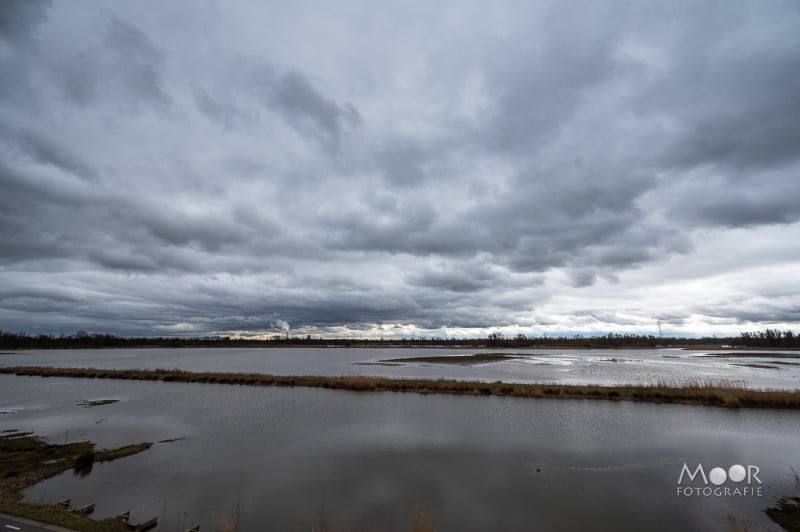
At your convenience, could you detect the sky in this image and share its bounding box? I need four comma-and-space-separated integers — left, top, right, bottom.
1, 0, 799, 339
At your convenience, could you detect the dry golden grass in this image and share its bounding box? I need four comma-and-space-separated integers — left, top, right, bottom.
1, 366, 799, 409
410, 506, 437, 532
215, 515, 239, 532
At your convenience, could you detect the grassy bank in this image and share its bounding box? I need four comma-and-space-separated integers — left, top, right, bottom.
2, 366, 800, 409
0, 430, 152, 530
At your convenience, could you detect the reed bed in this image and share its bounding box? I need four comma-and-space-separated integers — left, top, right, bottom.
1, 366, 799, 409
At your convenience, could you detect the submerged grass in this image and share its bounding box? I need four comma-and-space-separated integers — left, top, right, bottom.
76, 398, 119, 407
2, 366, 799, 409
731, 363, 781, 370
698, 352, 800, 359
380, 353, 524, 365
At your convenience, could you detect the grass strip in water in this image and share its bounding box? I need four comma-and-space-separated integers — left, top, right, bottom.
380, 353, 524, 364
731, 363, 781, 370
2, 366, 800, 409
698, 352, 800, 358
76, 398, 119, 407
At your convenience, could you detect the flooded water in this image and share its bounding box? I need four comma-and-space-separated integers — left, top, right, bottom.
1, 348, 799, 530
2, 346, 799, 389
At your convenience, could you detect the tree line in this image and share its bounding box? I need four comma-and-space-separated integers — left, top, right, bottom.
1, 329, 798, 349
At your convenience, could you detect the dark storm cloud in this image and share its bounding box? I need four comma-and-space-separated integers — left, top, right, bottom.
0, 159, 90, 263
480, 3, 622, 155
569, 269, 596, 288
0, 3, 173, 112
0, 124, 97, 179
657, 165, 800, 229
98, 15, 172, 109
0, 155, 260, 273
374, 136, 453, 186
698, 303, 800, 326
408, 263, 506, 293
466, 172, 652, 273
1, 0, 799, 336
0, 0, 51, 106
195, 61, 361, 154
0, 0, 50, 43
319, 200, 462, 255
193, 88, 246, 130
652, 15, 800, 173
268, 70, 362, 152
688, 193, 800, 228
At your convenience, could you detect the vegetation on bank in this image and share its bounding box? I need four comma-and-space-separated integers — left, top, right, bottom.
765, 467, 800, 532
379, 353, 524, 364
767, 496, 800, 531
2, 328, 799, 350
2, 366, 799, 409
0, 430, 152, 531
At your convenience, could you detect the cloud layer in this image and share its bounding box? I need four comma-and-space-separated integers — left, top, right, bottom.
1, 0, 799, 337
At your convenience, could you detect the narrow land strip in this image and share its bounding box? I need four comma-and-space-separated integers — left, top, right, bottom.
378, 353, 524, 364
1, 366, 799, 409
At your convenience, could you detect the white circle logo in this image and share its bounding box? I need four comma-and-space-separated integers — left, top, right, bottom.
728, 464, 746, 483
709, 467, 727, 485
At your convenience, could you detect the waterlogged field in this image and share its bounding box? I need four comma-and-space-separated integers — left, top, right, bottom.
1, 348, 799, 530
1, 346, 800, 389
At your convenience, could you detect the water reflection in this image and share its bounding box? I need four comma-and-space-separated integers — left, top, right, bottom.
1, 347, 798, 390
1, 374, 797, 531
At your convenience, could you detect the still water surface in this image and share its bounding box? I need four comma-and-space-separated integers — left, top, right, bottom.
2, 346, 799, 389
1, 348, 799, 531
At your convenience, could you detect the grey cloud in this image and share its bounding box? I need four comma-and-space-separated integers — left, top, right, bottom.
653, 19, 800, 173
0, 160, 90, 262
0, 6, 172, 112
480, 3, 623, 155
590, 246, 654, 269
662, 169, 800, 229
698, 303, 800, 326
136, 208, 251, 253
693, 195, 800, 228
0, 0, 51, 107
99, 15, 172, 109
320, 199, 446, 254
2, 1, 800, 336
569, 269, 596, 288
0, 124, 97, 179
195, 61, 361, 155
56, 51, 99, 107
408, 263, 504, 293
194, 87, 248, 130
0, 157, 263, 273
268, 70, 362, 153
373, 136, 448, 187
88, 249, 162, 272
475, 198, 644, 273
0, 0, 50, 43
0, 52, 34, 106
